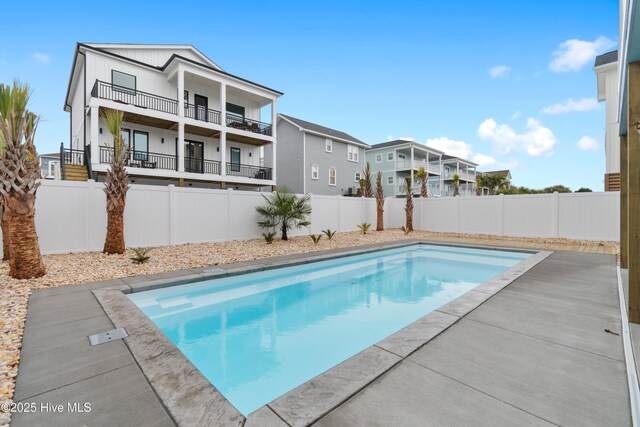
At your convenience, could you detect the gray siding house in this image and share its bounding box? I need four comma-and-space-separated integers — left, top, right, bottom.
267, 114, 370, 195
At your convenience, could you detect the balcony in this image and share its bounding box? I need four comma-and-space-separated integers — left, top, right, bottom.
91, 80, 272, 137
99, 146, 272, 180
395, 159, 440, 174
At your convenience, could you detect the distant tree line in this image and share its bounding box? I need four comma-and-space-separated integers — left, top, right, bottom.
477, 175, 593, 195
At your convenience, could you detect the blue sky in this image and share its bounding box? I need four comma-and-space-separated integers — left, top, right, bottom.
0, 0, 618, 190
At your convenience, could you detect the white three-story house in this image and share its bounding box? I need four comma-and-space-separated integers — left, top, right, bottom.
63, 43, 281, 189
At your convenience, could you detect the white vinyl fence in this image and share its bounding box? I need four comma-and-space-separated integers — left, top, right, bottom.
0, 180, 620, 256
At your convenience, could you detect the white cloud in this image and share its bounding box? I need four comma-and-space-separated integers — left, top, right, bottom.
549, 36, 616, 72
30, 52, 51, 64
425, 137, 472, 159
478, 117, 557, 156
511, 111, 521, 120
541, 97, 600, 114
489, 65, 511, 78
576, 136, 599, 151
472, 153, 497, 167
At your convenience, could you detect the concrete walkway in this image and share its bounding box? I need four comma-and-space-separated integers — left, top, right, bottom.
11, 250, 631, 426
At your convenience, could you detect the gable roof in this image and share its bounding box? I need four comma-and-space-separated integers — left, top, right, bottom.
441, 154, 478, 166
83, 43, 222, 70
278, 114, 369, 147
594, 50, 618, 67
482, 169, 511, 178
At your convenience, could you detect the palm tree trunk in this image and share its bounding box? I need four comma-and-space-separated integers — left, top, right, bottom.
281, 223, 288, 241
376, 198, 384, 231
420, 176, 428, 198
103, 201, 126, 254
5, 195, 45, 279
406, 200, 413, 231
1, 204, 10, 261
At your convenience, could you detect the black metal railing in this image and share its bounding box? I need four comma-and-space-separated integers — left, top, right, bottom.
184, 104, 221, 124
185, 157, 221, 175
226, 162, 272, 180
99, 146, 177, 171
225, 114, 272, 136
91, 80, 178, 115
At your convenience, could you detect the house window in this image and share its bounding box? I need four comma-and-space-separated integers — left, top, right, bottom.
325, 138, 333, 153
121, 129, 131, 151
376, 154, 382, 163
226, 103, 245, 119
311, 164, 319, 180
111, 70, 136, 94
387, 176, 394, 185
132, 130, 149, 161
355, 171, 362, 182
183, 90, 189, 103
347, 145, 358, 162
387, 152, 394, 161
329, 167, 336, 186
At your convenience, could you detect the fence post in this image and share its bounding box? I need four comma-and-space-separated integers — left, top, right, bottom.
227, 188, 233, 241
168, 185, 176, 245
338, 196, 342, 231
552, 191, 559, 237
457, 196, 461, 234
499, 194, 505, 236
85, 180, 93, 251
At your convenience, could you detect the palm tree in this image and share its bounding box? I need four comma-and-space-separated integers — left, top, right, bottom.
404, 176, 413, 231
484, 174, 505, 195
415, 166, 428, 197
362, 162, 374, 197
256, 186, 312, 240
0, 82, 45, 278
475, 174, 486, 196
452, 174, 460, 196
0, 131, 9, 261
101, 109, 129, 254
375, 171, 384, 231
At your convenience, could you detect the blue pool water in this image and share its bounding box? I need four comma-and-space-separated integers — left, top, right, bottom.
128, 244, 529, 415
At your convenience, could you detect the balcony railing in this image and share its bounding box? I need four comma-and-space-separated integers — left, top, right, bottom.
92, 80, 178, 115
185, 157, 221, 175
184, 104, 221, 124
99, 146, 177, 171
395, 159, 441, 174
63, 148, 85, 166
226, 114, 272, 136
226, 162, 272, 180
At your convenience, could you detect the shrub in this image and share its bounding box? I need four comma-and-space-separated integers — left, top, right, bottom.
357, 223, 371, 234
322, 229, 337, 240
256, 186, 312, 241
400, 226, 411, 235
130, 247, 151, 264
309, 234, 322, 246
262, 231, 276, 244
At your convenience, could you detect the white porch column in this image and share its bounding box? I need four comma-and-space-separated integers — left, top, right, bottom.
220, 83, 227, 126
410, 145, 414, 191
177, 67, 185, 118
177, 122, 185, 172
90, 106, 99, 164
271, 98, 277, 182
220, 131, 227, 176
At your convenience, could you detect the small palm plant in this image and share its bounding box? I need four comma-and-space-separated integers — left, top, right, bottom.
415, 166, 428, 197
357, 222, 371, 234
262, 231, 276, 244
322, 229, 337, 240
309, 234, 322, 246
130, 247, 151, 264
400, 226, 411, 235
452, 174, 460, 197
256, 186, 312, 240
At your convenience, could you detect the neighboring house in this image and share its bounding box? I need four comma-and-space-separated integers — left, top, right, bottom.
477, 169, 512, 195
441, 155, 477, 197
39, 152, 61, 180
64, 43, 282, 190
267, 114, 369, 195
594, 50, 620, 191
366, 140, 444, 198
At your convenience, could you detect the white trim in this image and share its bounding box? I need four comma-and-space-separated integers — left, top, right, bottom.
617, 267, 640, 427
354, 171, 362, 182
376, 154, 383, 163
387, 152, 394, 161
311, 164, 319, 180
328, 167, 336, 186
326, 138, 333, 153
347, 144, 359, 162
387, 175, 394, 185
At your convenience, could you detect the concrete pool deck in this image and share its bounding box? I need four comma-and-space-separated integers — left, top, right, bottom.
10, 242, 633, 426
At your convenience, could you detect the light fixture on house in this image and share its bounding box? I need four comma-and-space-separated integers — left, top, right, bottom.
99, 127, 102, 134
249, 152, 252, 157
161, 138, 164, 144
217, 147, 220, 152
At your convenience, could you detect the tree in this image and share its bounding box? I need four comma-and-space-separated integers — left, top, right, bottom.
101, 109, 129, 254
475, 174, 485, 196
484, 174, 506, 195
575, 187, 593, 193
452, 174, 460, 196
404, 176, 413, 231
542, 184, 571, 193
256, 186, 312, 240
362, 162, 374, 197
0, 82, 45, 278
0, 131, 9, 261
375, 171, 384, 231
415, 166, 428, 197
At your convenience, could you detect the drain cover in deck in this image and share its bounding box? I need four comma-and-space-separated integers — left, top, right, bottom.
88, 328, 128, 346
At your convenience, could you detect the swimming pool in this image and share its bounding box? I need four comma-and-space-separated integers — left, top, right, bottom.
128, 244, 530, 415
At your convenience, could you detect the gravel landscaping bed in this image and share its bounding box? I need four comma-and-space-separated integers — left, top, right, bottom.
0, 230, 618, 426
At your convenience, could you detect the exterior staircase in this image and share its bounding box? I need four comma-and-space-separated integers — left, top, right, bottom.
64, 164, 88, 181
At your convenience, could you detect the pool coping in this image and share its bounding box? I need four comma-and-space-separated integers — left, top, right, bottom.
92, 241, 553, 427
